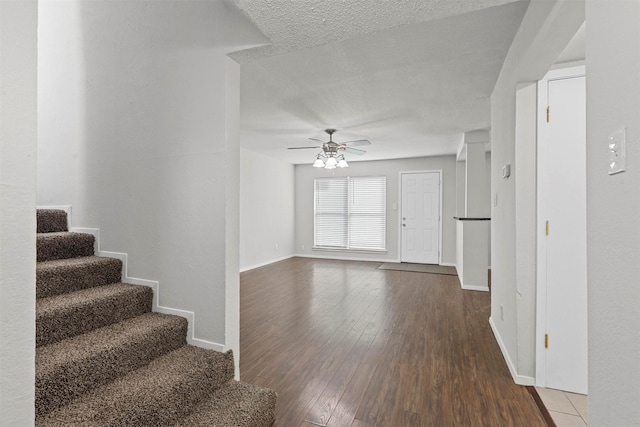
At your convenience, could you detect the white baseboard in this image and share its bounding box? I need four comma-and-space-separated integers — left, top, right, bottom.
454, 262, 489, 292
461, 284, 490, 292
294, 254, 457, 266
489, 317, 535, 386
295, 253, 393, 263
243, 254, 461, 272
240, 255, 295, 273
69, 227, 225, 352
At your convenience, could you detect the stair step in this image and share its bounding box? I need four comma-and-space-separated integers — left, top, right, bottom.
37, 256, 123, 299
37, 283, 153, 347
36, 345, 235, 426
37, 209, 68, 233
37, 232, 95, 262
36, 312, 187, 417
172, 380, 277, 427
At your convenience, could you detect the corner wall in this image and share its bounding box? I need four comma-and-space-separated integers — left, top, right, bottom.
585, 1, 640, 424
36, 0, 267, 349
0, 1, 37, 423
240, 149, 295, 271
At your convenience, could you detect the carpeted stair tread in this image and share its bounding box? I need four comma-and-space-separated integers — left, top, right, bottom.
37, 209, 69, 233
172, 380, 277, 427
34, 208, 277, 425
36, 312, 187, 417
36, 345, 235, 426
37, 232, 95, 262
37, 256, 122, 299
36, 283, 153, 347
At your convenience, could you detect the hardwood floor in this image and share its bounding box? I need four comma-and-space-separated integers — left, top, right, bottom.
240, 257, 545, 427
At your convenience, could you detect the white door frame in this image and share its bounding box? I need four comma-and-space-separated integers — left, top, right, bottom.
398, 170, 443, 264
535, 64, 586, 388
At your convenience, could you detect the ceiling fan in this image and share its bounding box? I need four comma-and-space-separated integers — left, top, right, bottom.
288, 129, 371, 169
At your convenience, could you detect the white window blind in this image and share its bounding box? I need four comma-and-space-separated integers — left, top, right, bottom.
314, 178, 348, 248
314, 176, 386, 251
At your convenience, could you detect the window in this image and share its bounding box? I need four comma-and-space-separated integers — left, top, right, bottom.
314, 176, 386, 251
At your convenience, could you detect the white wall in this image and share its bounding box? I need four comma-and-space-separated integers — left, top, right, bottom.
490, 0, 584, 384
224, 56, 241, 374
239, 149, 295, 271
585, 1, 640, 424
465, 143, 488, 218
0, 1, 37, 424
486, 152, 492, 266
515, 82, 537, 381
295, 155, 458, 265
37, 0, 266, 350
456, 161, 466, 216
456, 152, 492, 265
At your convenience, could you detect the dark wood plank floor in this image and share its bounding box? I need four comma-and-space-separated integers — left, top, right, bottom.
240, 257, 545, 427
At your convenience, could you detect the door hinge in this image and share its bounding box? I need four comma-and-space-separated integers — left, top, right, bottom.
545, 220, 550, 236
546, 106, 550, 122
545, 334, 549, 349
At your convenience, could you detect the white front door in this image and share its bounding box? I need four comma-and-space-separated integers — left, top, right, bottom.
538, 67, 588, 394
401, 172, 440, 264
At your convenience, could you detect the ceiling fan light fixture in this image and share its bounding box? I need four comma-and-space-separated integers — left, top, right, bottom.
288, 129, 369, 169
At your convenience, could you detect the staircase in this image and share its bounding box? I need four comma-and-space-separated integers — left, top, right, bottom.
35, 209, 276, 426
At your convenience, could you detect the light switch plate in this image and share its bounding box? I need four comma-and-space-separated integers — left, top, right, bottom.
502, 164, 511, 179
608, 128, 626, 175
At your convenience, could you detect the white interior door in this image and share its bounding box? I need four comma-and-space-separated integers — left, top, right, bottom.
538, 68, 588, 394
401, 172, 440, 264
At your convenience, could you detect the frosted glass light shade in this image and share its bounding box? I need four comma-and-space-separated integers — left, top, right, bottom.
337, 158, 348, 168
325, 156, 338, 167
313, 157, 325, 168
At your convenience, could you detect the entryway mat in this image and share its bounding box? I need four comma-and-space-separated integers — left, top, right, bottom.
377, 262, 457, 276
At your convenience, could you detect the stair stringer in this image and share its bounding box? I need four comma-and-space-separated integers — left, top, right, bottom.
36, 205, 224, 352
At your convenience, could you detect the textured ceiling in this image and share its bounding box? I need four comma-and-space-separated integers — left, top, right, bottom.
230, 0, 530, 164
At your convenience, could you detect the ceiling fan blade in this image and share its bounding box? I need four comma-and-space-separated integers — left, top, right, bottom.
309, 137, 326, 143
287, 146, 321, 150
344, 147, 367, 155
341, 139, 371, 147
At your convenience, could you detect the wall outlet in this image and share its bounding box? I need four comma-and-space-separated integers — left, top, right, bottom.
275, 243, 278, 251
500, 305, 504, 321
301, 245, 305, 251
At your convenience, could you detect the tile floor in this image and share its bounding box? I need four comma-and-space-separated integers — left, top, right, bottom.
536, 387, 588, 426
